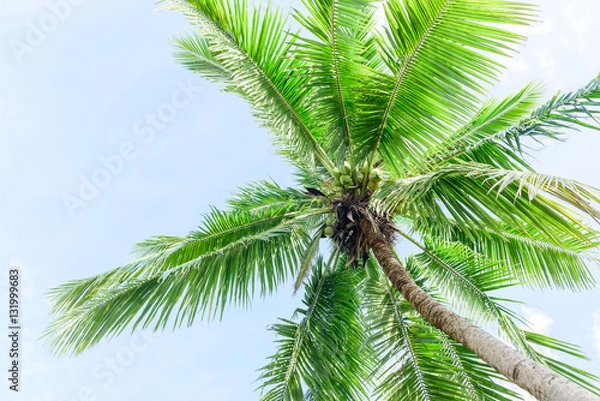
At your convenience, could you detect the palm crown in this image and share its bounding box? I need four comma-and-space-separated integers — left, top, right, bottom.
45, 0, 600, 400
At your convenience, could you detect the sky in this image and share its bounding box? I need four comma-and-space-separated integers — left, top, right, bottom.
0, 0, 599, 400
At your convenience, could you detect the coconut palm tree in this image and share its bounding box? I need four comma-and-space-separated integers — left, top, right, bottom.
45, 0, 600, 400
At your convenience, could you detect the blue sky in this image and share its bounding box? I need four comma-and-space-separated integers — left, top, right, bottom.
0, 1, 599, 400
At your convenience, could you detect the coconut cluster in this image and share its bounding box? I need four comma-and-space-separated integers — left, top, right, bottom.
318, 161, 394, 266
331, 161, 383, 192
322, 161, 384, 241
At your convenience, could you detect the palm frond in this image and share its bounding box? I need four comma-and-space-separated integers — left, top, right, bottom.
45, 185, 327, 355
400, 237, 534, 351
227, 180, 313, 213
293, 0, 378, 161
438, 222, 599, 290
353, 0, 535, 172
293, 230, 321, 293
259, 257, 372, 401
173, 34, 233, 85
165, 0, 336, 171
377, 163, 600, 248
418, 82, 543, 173
438, 74, 600, 166
363, 259, 520, 401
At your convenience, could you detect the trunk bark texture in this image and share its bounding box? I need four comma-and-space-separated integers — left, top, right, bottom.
362, 218, 600, 401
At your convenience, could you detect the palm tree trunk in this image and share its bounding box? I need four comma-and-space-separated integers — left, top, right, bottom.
361, 219, 600, 401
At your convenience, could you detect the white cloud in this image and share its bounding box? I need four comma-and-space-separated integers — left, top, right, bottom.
521, 306, 554, 335
372, 2, 386, 32
521, 306, 560, 363
556, 1, 600, 55
534, 48, 556, 79
558, 32, 572, 49
531, 17, 555, 35
503, 55, 531, 77
593, 312, 600, 359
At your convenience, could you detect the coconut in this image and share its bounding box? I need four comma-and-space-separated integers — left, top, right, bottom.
369, 168, 383, 181
352, 168, 362, 184
360, 160, 369, 175
323, 226, 334, 237
342, 161, 352, 174
340, 174, 353, 187
368, 179, 379, 191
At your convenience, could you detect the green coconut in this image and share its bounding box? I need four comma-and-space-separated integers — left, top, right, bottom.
323, 226, 334, 237
370, 168, 383, 181
352, 168, 362, 184
360, 160, 369, 175
368, 179, 379, 191
340, 174, 353, 187
342, 161, 352, 174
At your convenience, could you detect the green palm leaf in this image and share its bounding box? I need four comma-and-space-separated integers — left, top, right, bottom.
419, 82, 543, 172
259, 256, 372, 401
376, 165, 600, 289
173, 34, 233, 85
45, 184, 327, 355
293, 0, 378, 161
378, 163, 600, 244
438, 74, 600, 167
353, 0, 535, 172
364, 259, 520, 401
524, 331, 600, 396
165, 0, 336, 171
440, 223, 599, 290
